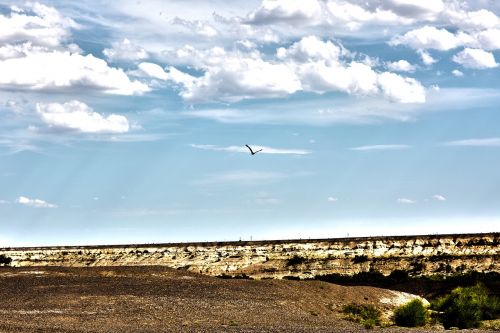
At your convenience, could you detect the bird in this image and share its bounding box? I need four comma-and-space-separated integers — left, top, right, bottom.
245, 145, 263, 155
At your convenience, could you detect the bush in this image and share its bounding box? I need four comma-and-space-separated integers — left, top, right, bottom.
0, 254, 12, 266
433, 284, 500, 329
394, 299, 428, 327
342, 303, 382, 329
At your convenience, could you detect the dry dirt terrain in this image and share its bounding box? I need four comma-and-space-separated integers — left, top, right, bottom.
0, 266, 495, 333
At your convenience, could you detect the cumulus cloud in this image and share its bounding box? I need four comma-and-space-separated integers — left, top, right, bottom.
238, 0, 500, 35
452, 48, 498, 69
136, 62, 169, 80
397, 198, 415, 204
0, 2, 78, 47
190, 144, 310, 155
350, 144, 411, 151
242, 0, 447, 30
36, 100, 130, 133
325, 1, 412, 30
474, 29, 500, 50
444, 137, 500, 147
387, 59, 416, 72
445, 8, 500, 31
0, 47, 150, 95
276, 35, 342, 63
327, 197, 338, 202
16, 196, 57, 208
433, 194, 446, 201
166, 51, 301, 103
103, 39, 148, 62
417, 50, 436, 65
376, 72, 425, 103
0, 4, 149, 96
0, 42, 49, 60
166, 36, 425, 104
390, 26, 470, 51
452, 69, 464, 76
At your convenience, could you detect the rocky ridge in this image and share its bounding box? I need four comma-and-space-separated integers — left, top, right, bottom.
1, 233, 499, 279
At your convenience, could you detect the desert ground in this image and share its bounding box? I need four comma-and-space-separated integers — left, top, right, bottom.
0, 266, 496, 333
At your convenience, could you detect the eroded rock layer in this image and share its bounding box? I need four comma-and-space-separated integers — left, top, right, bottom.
1, 233, 499, 279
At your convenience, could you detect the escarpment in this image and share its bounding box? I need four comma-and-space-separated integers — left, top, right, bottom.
1, 233, 498, 279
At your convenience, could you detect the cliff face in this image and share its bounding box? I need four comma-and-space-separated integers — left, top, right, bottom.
1, 233, 499, 279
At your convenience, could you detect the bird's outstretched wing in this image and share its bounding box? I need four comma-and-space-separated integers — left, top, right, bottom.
245, 144, 263, 155
245, 145, 254, 154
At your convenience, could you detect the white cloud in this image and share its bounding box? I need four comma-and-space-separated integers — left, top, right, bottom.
445, 8, 500, 31
474, 29, 500, 50
452, 69, 464, 77
376, 72, 425, 103
452, 48, 498, 69
36, 100, 129, 133
167, 52, 301, 103
390, 26, 470, 51
242, 0, 440, 31
325, 1, 411, 30
103, 38, 148, 62
417, 50, 436, 65
172, 17, 218, 37
166, 36, 425, 104
433, 194, 446, 201
137, 62, 169, 80
0, 48, 150, 95
190, 144, 310, 155
0, 2, 78, 47
276, 35, 341, 63
16, 196, 57, 208
327, 197, 338, 202
397, 198, 415, 204
350, 144, 411, 151
0, 42, 49, 60
387, 59, 416, 72
236, 39, 257, 50
445, 137, 500, 147
238, 0, 499, 35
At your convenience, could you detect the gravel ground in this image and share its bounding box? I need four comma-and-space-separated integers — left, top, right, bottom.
0, 266, 496, 333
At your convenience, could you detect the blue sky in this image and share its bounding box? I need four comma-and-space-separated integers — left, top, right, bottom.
1, 0, 499, 246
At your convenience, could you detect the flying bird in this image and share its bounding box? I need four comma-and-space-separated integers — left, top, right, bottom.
245, 145, 263, 155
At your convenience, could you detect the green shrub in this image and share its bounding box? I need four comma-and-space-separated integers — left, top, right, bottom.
342, 303, 381, 329
0, 254, 12, 266
394, 299, 428, 327
433, 284, 500, 329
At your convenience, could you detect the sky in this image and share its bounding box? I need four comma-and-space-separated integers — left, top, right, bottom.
0, 0, 499, 246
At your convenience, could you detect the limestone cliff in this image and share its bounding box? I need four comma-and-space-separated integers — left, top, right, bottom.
1, 233, 499, 279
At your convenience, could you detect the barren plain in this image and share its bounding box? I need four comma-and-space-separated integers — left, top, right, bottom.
0, 266, 497, 333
